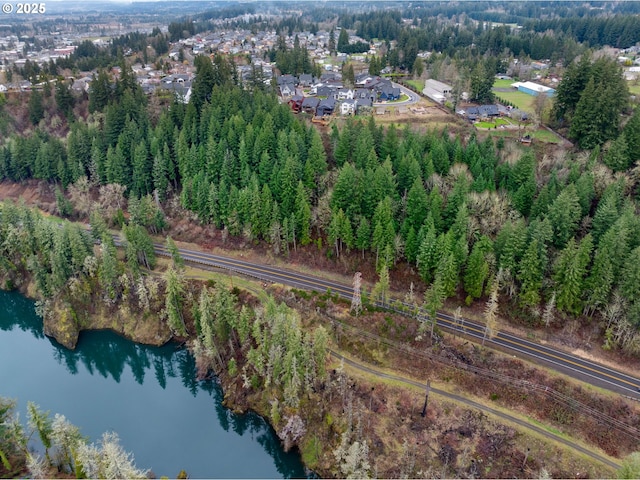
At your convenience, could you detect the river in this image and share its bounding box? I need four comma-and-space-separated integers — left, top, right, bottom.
0, 290, 307, 478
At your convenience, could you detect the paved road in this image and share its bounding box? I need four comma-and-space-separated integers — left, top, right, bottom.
329, 351, 621, 470
151, 243, 640, 400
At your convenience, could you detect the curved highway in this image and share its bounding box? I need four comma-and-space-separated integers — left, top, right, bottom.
151, 243, 640, 400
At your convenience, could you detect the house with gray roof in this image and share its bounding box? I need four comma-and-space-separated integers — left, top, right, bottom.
298, 73, 314, 87
301, 97, 320, 114
317, 97, 336, 116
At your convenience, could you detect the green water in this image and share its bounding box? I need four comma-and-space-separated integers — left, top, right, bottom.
0, 290, 308, 478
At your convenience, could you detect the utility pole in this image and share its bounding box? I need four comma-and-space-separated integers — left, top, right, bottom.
421, 380, 431, 417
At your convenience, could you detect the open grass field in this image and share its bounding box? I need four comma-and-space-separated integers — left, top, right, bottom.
532, 128, 562, 143
493, 78, 515, 88
629, 82, 640, 96
405, 79, 424, 91
494, 90, 535, 112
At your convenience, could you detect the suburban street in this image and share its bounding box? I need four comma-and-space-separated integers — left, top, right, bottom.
151, 242, 640, 400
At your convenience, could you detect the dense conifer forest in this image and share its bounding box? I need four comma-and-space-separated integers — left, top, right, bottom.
1, 47, 640, 356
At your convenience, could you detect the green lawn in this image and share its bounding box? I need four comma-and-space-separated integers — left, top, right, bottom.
405, 79, 424, 92
629, 82, 640, 96
493, 91, 535, 113
388, 93, 410, 103
475, 118, 510, 128
532, 128, 561, 143
493, 78, 515, 88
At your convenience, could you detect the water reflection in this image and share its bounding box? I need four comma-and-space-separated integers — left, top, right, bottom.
0, 290, 308, 479
0, 291, 45, 339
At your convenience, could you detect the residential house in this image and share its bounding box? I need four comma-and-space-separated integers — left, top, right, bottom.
289, 95, 304, 113
478, 105, 499, 119
378, 85, 400, 101
336, 88, 354, 100
511, 109, 529, 122
530, 61, 549, 70
356, 98, 373, 115
277, 74, 298, 86
280, 83, 296, 98
316, 85, 334, 98
301, 97, 320, 114
0, 84, 7, 93
320, 72, 340, 83
355, 73, 373, 85
298, 73, 314, 87
340, 99, 357, 115
354, 88, 374, 101
317, 97, 336, 116
464, 106, 479, 122
160, 81, 192, 104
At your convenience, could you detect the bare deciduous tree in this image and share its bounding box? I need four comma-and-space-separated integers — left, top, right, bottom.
67, 176, 92, 218
98, 183, 127, 224
351, 272, 362, 316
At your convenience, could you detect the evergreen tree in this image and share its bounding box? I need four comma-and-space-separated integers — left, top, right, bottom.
191, 55, 216, 112
469, 61, 494, 104
416, 221, 438, 283
152, 154, 169, 202
294, 181, 312, 245
337, 29, 349, 53
132, 141, 152, 198
404, 178, 428, 233
28, 90, 44, 126
603, 133, 631, 172
464, 235, 493, 300
553, 235, 593, 315
165, 265, 186, 336
88, 69, 113, 113
55, 80, 75, 118
99, 234, 119, 302
355, 216, 371, 258
553, 53, 592, 122
547, 184, 582, 248
623, 108, 640, 166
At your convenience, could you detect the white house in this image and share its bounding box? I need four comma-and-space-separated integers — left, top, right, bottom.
336, 88, 354, 100
0, 84, 7, 93
340, 99, 356, 115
